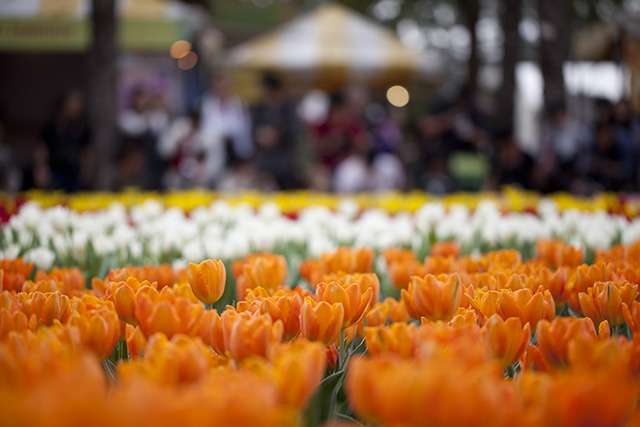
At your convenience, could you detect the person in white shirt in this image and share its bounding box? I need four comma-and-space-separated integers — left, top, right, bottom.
199, 74, 253, 187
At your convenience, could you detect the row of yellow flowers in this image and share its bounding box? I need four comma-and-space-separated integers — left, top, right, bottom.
1, 187, 638, 215
2, 240, 640, 425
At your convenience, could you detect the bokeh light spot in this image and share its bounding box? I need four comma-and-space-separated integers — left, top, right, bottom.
178, 52, 198, 70
386, 85, 410, 107
170, 40, 192, 59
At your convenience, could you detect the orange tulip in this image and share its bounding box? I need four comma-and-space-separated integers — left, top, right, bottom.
272, 340, 326, 409
187, 259, 226, 305
430, 241, 460, 258
0, 258, 33, 292
579, 281, 639, 326
381, 247, 417, 264
622, 300, 640, 334
68, 307, 121, 360
34, 267, 85, 296
483, 314, 531, 368
21, 291, 70, 326
535, 317, 597, 369
424, 256, 456, 275
502, 288, 555, 331
0, 308, 29, 339
299, 298, 344, 345
346, 355, 514, 427
356, 302, 388, 337
364, 323, 416, 358
315, 281, 372, 327
383, 297, 411, 323
542, 370, 636, 427
386, 259, 427, 289
135, 293, 203, 339
120, 333, 213, 386
536, 267, 569, 306
224, 313, 284, 361
400, 282, 422, 320
234, 254, 288, 299
323, 272, 381, 305
411, 274, 462, 322
319, 246, 374, 275
260, 293, 303, 341
112, 284, 136, 324
125, 324, 147, 359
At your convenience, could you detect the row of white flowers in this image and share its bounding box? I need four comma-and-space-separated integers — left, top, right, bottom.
2, 198, 640, 273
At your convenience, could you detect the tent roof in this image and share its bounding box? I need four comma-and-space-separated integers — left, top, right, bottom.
225, 2, 441, 83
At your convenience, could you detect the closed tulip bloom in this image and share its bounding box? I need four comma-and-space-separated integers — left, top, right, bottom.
424, 256, 456, 275
430, 241, 460, 258
315, 281, 372, 327
299, 299, 344, 345
26, 291, 71, 326
324, 272, 381, 305
273, 341, 326, 409
381, 247, 417, 264
125, 324, 147, 358
387, 259, 427, 290
234, 254, 287, 299
536, 317, 597, 369
187, 259, 226, 306
365, 323, 416, 358
484, 314, 531, 368
225, 313, 284, 361
320, 247, 374, 275
135, 293, 203, 339
68, 307, 121, 360
260, 293, 303, 341
412, 274, 462, 322
579, 282, 639, 327
0, 308, 29, 339
191, 308, 225, 354
399, 284, 422, 320
622, 300, 640, 333
536, 267, 570, 306
498, 288, 555, 331
113, 285, 136, 324
383, 297, 411, 323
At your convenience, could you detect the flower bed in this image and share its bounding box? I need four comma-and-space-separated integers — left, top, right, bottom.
2, 193, 640, 426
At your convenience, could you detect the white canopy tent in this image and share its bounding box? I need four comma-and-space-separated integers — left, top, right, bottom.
225, 3, 442, 92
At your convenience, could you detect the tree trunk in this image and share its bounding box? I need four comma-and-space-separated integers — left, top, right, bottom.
538, 0, 569, 113
497, 0, 521, 128
88, 0, 118, 190
461, 0, 480, 96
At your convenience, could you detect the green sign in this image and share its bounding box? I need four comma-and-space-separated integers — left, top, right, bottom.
0, 19, 89, 52
0, 18, 187, 52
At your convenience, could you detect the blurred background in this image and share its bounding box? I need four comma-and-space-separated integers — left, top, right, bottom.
0, 0, 639, 195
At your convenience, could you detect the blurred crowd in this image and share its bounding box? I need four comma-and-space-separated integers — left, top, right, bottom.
1, 73, 639, 195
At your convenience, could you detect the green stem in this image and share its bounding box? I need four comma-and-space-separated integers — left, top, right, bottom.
338, 328, 345, 371
504, 364, 516, 379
